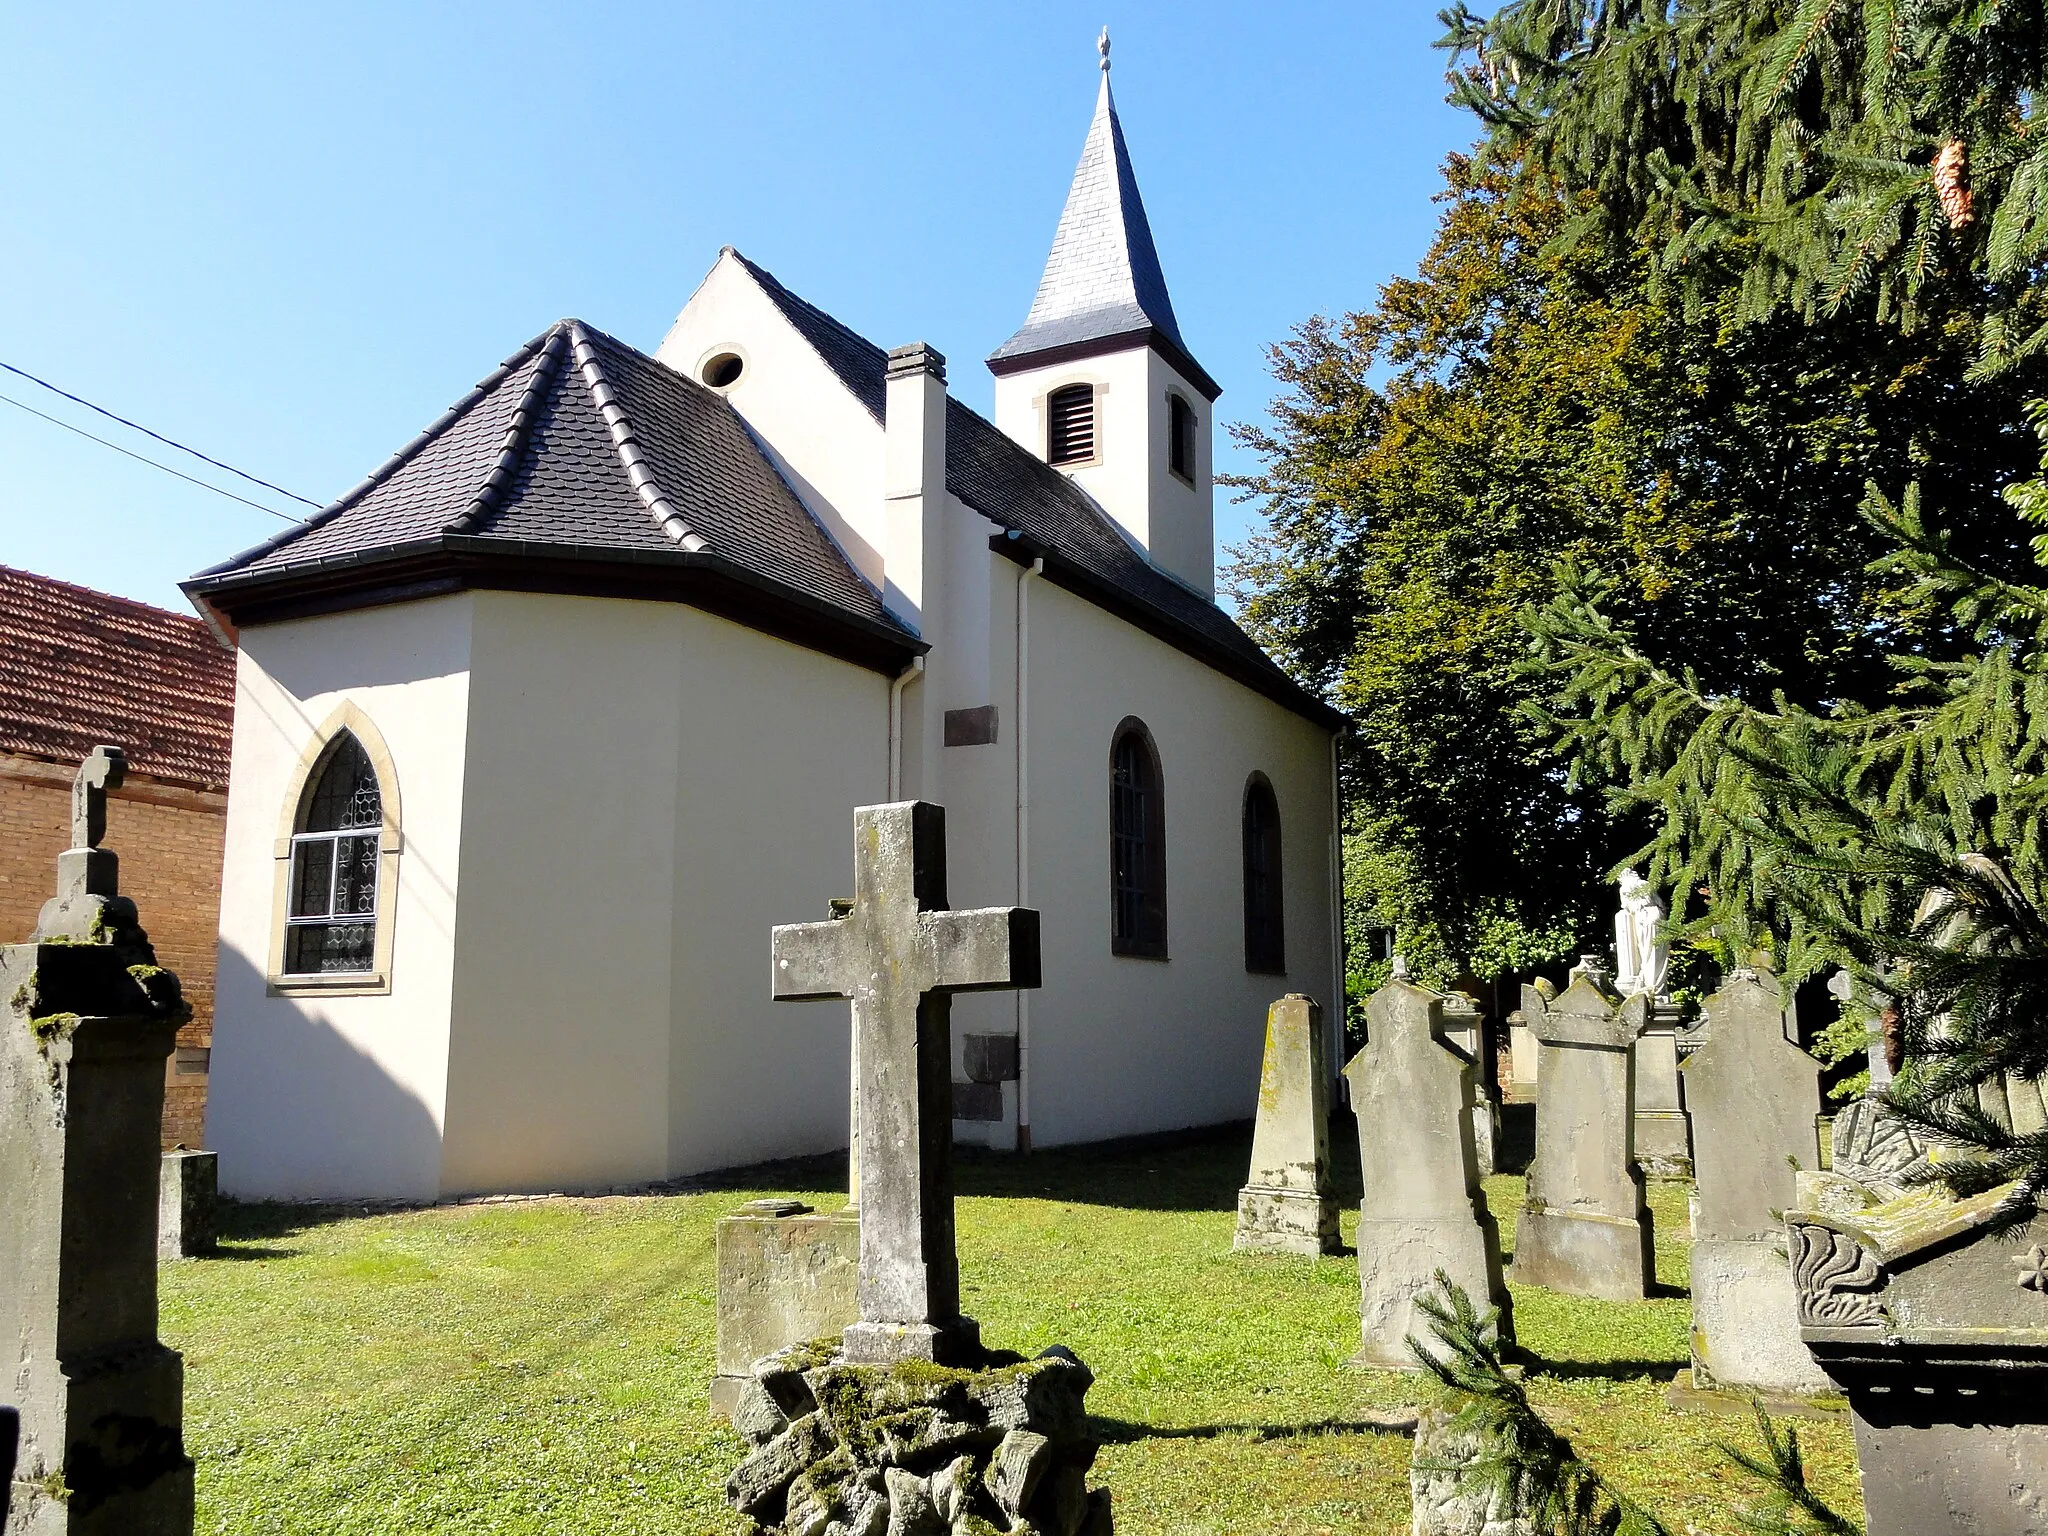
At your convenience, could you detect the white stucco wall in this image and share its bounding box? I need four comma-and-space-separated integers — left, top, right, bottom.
1017, 577, 1335, 1148
655, 252, 889, 593
209, 594, 475, 1201
435, 590, 892, 1193
665, 604, 891, 1174
992, 345, 1216, 598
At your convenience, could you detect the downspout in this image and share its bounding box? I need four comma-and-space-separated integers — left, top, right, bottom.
888, 656, 924, 800
1015, 556, 1045, 1152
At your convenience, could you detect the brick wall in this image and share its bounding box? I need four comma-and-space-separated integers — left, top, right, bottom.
0, 753, 226, 1148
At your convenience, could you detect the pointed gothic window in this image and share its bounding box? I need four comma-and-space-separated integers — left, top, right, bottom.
1168, 393, 1196, 481
1242, 775, 1285, 974
1110, 719, 1167, 957
1048, 384, 1096, 465
284, 733, 383, 975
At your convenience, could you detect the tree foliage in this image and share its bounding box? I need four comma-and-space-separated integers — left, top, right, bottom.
1438, 0, 2048, 373
1227, 152, 2033, 992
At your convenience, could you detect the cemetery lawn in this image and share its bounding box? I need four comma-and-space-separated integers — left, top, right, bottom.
163, 1120, 1863, 1535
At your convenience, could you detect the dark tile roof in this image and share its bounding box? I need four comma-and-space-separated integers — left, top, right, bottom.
730, 253, 1342, 730
0, 566, 235, 790
985, 76, 1215, 398
188, 321, 908, 654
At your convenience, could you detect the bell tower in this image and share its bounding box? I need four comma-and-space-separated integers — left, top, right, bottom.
988, 31, 1220, 598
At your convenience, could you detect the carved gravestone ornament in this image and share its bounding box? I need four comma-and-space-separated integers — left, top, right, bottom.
1789, 1116, 2048, 1532
771, 801, 1040, 1366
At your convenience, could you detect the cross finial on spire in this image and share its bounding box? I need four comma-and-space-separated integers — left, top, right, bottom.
1099, 26, 1111, 72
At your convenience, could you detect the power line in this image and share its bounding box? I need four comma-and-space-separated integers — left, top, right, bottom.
0, 390, 306, 523
0, 359, 322, 509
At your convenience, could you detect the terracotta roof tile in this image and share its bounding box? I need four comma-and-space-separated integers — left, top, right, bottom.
0, 566, 235, 789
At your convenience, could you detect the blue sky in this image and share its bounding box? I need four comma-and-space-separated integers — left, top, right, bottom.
1, 3, 1479, 611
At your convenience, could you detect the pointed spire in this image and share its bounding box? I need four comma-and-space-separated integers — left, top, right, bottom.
988, 35, 1217, 398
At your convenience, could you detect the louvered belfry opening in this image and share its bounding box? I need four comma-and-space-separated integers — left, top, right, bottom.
1048, 383, 1096, 465
1169, 393, 1195, 480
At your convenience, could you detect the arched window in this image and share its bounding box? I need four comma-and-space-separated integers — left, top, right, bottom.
1048, 383, 1096, 465
1242, 774, 1285, 974
1110, 719, 1167, 957
1168, 393, 1196, 481
284, 733, 383, 975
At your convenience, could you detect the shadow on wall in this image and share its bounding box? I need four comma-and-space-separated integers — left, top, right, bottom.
211, 946, 444, 1202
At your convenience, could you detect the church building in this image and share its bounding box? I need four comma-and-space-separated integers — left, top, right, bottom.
186, 49, 1345, 1201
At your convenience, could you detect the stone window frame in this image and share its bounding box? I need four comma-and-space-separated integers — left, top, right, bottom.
267, 702, 402, 997
1166, 390, 1198, 485
1241, 772, 1286, 975
1109, 716, 1168, 960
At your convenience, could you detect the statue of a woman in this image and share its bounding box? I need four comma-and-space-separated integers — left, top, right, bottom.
1613, 869, 1669, 999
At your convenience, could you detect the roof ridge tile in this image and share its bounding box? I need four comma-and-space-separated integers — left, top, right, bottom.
448, 326, 569, 534
567, 321, 709, 553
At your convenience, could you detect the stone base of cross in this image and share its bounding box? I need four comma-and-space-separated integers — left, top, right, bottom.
772, 801, 1040, 1366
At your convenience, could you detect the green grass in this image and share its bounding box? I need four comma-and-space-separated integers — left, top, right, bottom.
162, 1122, 1863, 1534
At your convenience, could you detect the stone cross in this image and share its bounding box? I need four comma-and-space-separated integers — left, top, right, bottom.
70, 745, 126, 850
772, 801, 1040, 1365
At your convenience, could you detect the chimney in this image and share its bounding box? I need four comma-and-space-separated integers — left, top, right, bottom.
883, 343, 948, 631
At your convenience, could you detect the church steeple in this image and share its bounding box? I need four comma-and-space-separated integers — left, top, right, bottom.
988, 35, 1219, 597
988, 31, 1217, 400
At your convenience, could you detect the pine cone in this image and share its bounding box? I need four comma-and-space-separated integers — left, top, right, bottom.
1934, 140, 1973, 229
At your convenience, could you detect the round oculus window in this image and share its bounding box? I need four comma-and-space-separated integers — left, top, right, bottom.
701, 352, 744, 389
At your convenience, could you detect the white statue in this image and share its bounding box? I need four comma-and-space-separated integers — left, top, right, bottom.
1614, 869, 1669, 1000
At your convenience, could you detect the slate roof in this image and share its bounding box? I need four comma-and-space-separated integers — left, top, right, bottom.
186, 322, 915, 667
987, 75, 1217, 399
0, 566, 235, 790
730, 253, 1343, 731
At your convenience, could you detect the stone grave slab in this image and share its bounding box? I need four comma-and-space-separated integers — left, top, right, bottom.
158, 1150, 218, 1261
1684, 968, 1828, 1395
710, 1200, 859, 1417
1233, 993, 1340, 1256
1513, 969, 1655, 1301
1347, 976, 1512, 1368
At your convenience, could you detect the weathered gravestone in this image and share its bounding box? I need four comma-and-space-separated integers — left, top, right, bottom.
1348, 975, 1512, 1369
770, 800, 1039, 1363
1682, 968, 1829, 1396
710, 1200, 858, 1417
1513, 963, 1655, 1301
2, 747, 194, 1534
736, 802, 1114, 1535
1233, 993, 1340, 1255
1438, 990, 1501, 1178
1789, 1099, 2048, 1535
157, 1150, 217, 1262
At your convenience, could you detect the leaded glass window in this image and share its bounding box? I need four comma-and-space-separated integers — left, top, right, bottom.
1110, 722, 1166, 957
285, 734, 382, 974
